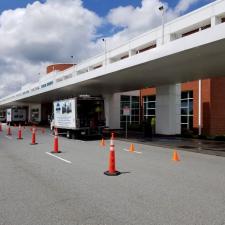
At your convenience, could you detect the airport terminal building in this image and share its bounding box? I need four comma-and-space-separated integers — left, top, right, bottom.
0, 0, 225, 136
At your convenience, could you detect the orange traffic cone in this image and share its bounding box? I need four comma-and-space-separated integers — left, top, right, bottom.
100, 138, 105, 147
7, 125, 12, 136
104, 133, 121, 176
0, 123, 2, 132
17, 124, 23, 140
129, 143, 135, 153
172, 150, 180, 162
30, 127, 37, 145
51, 128, 61, 153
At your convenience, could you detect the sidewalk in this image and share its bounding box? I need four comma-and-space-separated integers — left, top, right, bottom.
115, 131, 225, 157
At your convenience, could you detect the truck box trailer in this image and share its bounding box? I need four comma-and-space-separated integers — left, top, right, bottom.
6, 108, 27, 124
51, 97, 105, 138
0, 110, 6, 122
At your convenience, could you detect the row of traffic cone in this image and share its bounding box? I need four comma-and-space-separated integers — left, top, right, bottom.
0, 123, 58, 153
101, 136, 180, 168
0, 123, 12, 135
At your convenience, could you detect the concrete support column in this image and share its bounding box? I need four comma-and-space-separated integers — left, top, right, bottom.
103, 93, 121, 129
156, 84, 181, 135
211, 16, 220, 27
129, 49, 136, 57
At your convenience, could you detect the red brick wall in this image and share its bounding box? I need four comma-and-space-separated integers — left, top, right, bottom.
201, 79, 211, 135
210, 78, 225, 135
140, 88, 156, 108
139, 79, 222, 135
46, 64, 74, 74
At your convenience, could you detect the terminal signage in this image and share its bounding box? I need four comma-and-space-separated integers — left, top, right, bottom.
6, 109, 12, 122
123, 106, 130, 116
53, 99, 76, 129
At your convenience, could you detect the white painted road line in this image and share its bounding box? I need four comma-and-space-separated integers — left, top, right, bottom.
5, 135, 13, 140
45, 152, 72, 164
123, 148, 142, 154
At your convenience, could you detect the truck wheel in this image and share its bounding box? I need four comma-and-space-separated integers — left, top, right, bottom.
71, 132, 76, 140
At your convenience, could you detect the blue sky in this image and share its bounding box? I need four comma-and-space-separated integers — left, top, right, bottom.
0, 0, 212, 16
0, 0, 212, 37
0, 0, 215, 96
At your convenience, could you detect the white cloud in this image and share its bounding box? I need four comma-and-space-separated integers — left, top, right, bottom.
0, 0, 102, 97
105, 0, 202, 50
0, 0, 203, 97
175, 0, 199, 13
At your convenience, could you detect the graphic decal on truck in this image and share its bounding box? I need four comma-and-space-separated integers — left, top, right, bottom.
53, 99, 76, 128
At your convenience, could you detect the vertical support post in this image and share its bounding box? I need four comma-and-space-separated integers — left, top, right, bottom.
159, 5, 165, 45
125, 115, 128, 139
161, 9, 165, 45
198, 80, 202, 136
156, 84, 181, 135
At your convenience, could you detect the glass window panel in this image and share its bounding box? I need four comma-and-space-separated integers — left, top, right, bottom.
121, 102, 130, 107
148, 109, 155, 115
132, 96, 139, 102
189, 107, 193, 115
181, 124, 188, 129
120, 122, 125, 128
132, 116, 139, 122
181, 100, 188, 108
189, 99, 193, 108
189, 116, 193, 129
132, 102, 139, 108
189, 91, 193, 98
181, 116, 188, 123
181, 92, 188, 99
132, 109, 139, 115
148, 95, 156, 101
144, 107, 147, 115
120, 116, 126, 122
121, 95, 130, 101
147, 102, 155, 108
181, 108, 188, 115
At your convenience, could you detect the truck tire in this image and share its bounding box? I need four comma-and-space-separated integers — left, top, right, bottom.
71, 132, 76, 139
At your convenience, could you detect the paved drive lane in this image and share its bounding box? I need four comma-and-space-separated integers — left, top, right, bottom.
0, 126, 225, 225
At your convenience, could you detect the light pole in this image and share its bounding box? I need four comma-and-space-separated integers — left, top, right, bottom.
159, 5, 165, 45
102, 38, 107, 66
70, 55, 76, 75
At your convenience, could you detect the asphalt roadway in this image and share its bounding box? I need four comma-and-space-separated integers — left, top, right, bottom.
0, 125, 225, 225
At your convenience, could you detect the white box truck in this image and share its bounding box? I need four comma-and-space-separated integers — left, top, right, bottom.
6, 108, 27, 124
0, 110, 6, 122
51, 96, 105, 138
